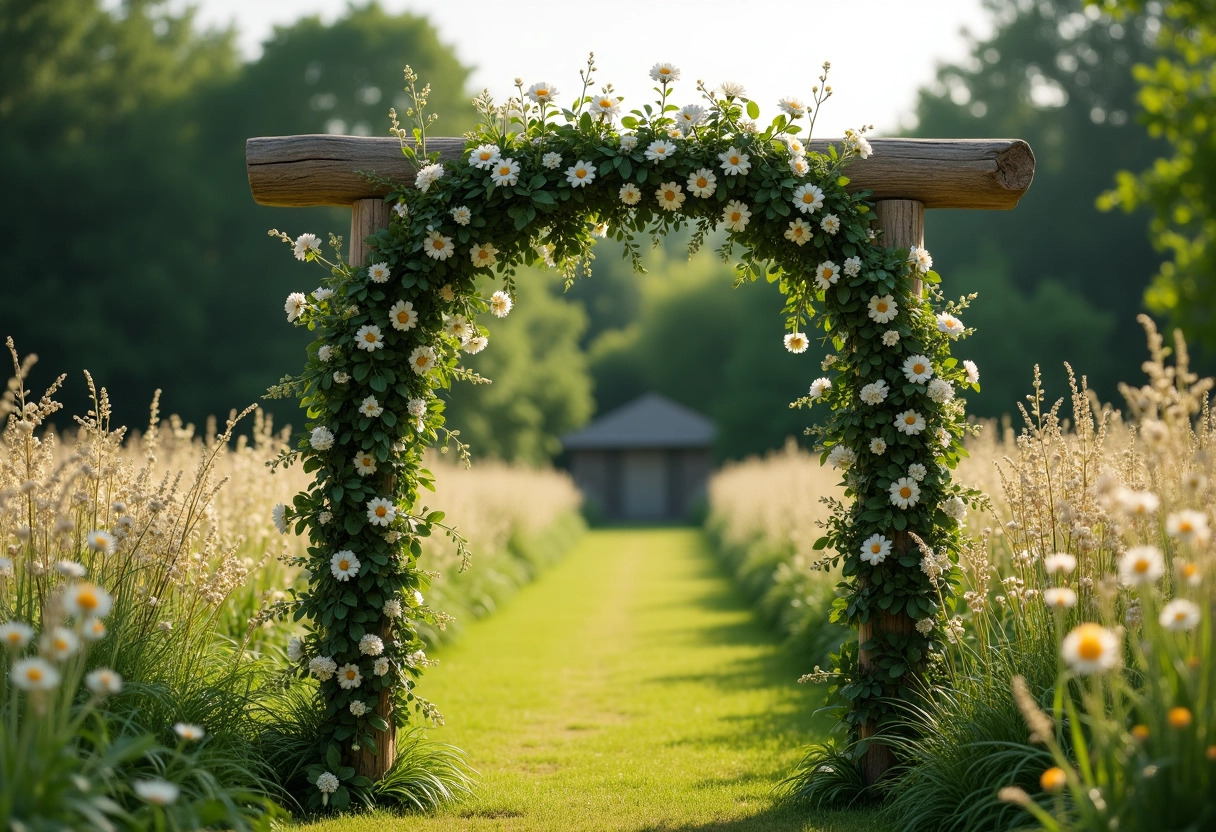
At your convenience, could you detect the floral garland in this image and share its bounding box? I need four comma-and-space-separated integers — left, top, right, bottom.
267, 58, 979, 806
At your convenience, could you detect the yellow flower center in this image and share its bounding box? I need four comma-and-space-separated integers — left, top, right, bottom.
871, 544, 882, 554
731, 212, 741, 222
415, 356, 427, 367
54, 637, 68, 650
1168, 707, 1192, 728
77, 590, 98, 610
665, 190, 676, 200
479, 151, 492, 161
905, 416, 916, 424
730, 155, 740, 165
913, 363, 926, 374
599, 98, 612, 108
1179, 521, 1193, 532
364, 333, 376, 342
1183, 564, 1198, 578
375, 506, 387, 518
899, 487, 912, 499
1134, 558, 1150, 574
697, 177, 708, 188
91, 622, 105, 635
537, 89, 548, 97
397, 311, 409, 323
576, 169, 587, 178
877, 303, 887, 312
479, 249, 490, 259
362, 457, 372, 466
432, 239, 444, 250
660, 68, 671, 76
802, 193, 814, 203
27, 667, 43, 682
498, 165, 511, 176
6, 633, 20, 644
338, 559, 349, 571
1077, 632, 1104, 661
346, 670, 357, 680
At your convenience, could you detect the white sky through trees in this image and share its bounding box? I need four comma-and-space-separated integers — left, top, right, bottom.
173, 0, 992, 137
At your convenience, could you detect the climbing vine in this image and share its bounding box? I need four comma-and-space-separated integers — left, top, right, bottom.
268, 57, 979, 807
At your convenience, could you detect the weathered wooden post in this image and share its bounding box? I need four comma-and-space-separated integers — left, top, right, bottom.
246, 134, 1034, 783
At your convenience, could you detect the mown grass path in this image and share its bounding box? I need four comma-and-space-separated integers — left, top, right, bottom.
301, 528, 874, 831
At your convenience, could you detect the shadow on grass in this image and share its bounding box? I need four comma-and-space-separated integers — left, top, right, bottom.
636, 804, 883, 832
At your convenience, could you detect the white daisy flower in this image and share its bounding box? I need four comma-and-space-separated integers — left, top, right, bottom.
359, 396, 384, 419
408, 345, 437, 375
86, 530, 116, 554
927, 378, 955, 404
1159, 599, 1201, 631
785, 219, 813, 246
867, 295, 898, 323
656, 182, 685, 211
293, 233, 321, 261
309, 656, 337, 681
845, 130, 873, 159
1116, 488, 1160, 517
718, 146, 751, 176
287, 637, 303, 662
566, 160, 596, 187
490, 157, 520, 187
85, 668, 122, 696
542, 152, 563, 169
469, 144, 501, 169
687, 168, 717, 198
415, 162, 445, 193
784, 332, 809, 354
649, 62, 680, 83
367, 497, 396, 526
721, 201, 751, 232
81, 618, 107, 641
11, 657, 59, 691
894, 410, 927, 435
317, 345, 333, 363
676, 104, 705, 133
1119, 545, 1165, 586
337, 663, 363, 689
384, 598, 404, 618
619, 183, 642, 205
809, 377, 832, 399
870, 437, 887, 455
0, 621, 34, 651
1166, 509, 1210, 545
860, 534, 891, 565
423, 229, 454, 261
1043, 588, 1078, 609
907, 463, 928, 481
590, 94, 621, 118
717, 81, 746, 99
778, 97, 808, 118
373, 657, 390, 676
909, 245, 933, 274
815, 260, 840, 288
367, 262, 390, 283
619, 134, 639, 152
63, 583, 113, 619
645, 140, 676, 163
843, 257, 862, 277
285, 292, 307, 322
489, 290, 513, 318
788, 156, 810, 176
935, 313, 964, 338
526, 82, 558, 103
354, 324, 385, 351
1044, 553, 1078, 574
174, 723, 205, 742
1062, 623, 1121, 675
41, 626, 79, 661
902, 355, 934, 384
353, 452, 377, 476
310, 426, 335, 450
389, 300, 418, 331
890, 477, 921, 509
464, 335, 488, 354
450, 205, 472, 226
393, 202, 409, 219
860, 380, 889, 405
781, 136, 806, 156
827, 445, 856, 470
330, 551, 360, 582
134, 780, 180, 806
54, 561, 82, 578
964, 360, 980, 384
820, 214, 841, 235
470, 241, 499, 268
792, 184, 825, 214
882, 330, 901, 347
359, 634, 385, 656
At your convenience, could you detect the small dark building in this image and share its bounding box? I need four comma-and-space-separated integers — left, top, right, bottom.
561, 393, 716, 522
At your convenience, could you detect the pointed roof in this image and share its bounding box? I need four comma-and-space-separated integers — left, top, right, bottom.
561, 393, 716, 451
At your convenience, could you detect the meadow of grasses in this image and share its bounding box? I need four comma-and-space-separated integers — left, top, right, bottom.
0, 338, 584, 829
706, 316, 1216, 831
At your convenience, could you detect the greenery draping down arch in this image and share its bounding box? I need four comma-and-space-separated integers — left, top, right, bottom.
268, 59, 979, 810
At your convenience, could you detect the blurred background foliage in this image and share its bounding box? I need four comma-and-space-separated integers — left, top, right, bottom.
0, 0, 1209, 463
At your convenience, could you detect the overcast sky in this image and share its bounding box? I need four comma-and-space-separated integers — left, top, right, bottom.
173, 0, 993, 136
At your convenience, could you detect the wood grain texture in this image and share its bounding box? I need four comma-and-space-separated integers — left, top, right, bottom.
246, 135, 1035, 210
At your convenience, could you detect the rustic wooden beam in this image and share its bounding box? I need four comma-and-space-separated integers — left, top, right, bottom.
246, 135, 1034, 211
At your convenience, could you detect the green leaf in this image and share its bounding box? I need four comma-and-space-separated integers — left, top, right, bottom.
746, 100, 760, 120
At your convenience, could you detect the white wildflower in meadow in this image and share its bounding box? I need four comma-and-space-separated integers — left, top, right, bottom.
64, 583, 113, 618
359, 396, 384, 419
645, 139, 676, 163
284, 293, 307, 322
450, 205, 472, 226
423, 230, 455, 261
809, 378, 832, 400
410, 589, 425, 606
619, 134, 638, 152
867, 294, 898, 323
860, 533, 891, 565
815, 260, 839, 288
1044, 552, 1077, 574
366, 497, 396, 526
827, 445, 856, 470
134, 780, 180, 806
1043, 587, 1078, 609
41, 626, 79, 660
718, 146, 751, 176
927, 378, 955, 404
287, 637, 303, 662
309, 656, 337, 681
490, 290, 513, 317
792, 183, 825, 214
964, 360, 980, 384
650, 62, 680, 82
1119, 545, 1165, 586
721, 201, 751, 232
389, 300, 418, 331
367, 262, 390, 283
1166, 509, 1210, 545
470, 241, 499, 268
316, 772, 340, 795
56, 560, 86, 578
590, 94, 621, 118
393, 202, 409, 219
687, 168, 717, 198
330, 551, 360, 582
882, 330, 901, 347
820, 214, 841, 235
788, 156, 810, 176
383, 598, 403, 618
85, 530, 116, 557
619, 183, 642, 205
779, 97, 808, 118
656, 182, 686, 212
1062, 623, 1121, 675
902, 355, 934, 384
785, 219, 812, 246
566, 160, 596, 187
353, 452, 377, 476
11, 657, 59, 691
781, 136, 806, 156
1177, 561, 1201, 586
676, 104, 705, 133
310, 426, 335, 451
907, 463, 928, 482
359, 634, 385, 656
908, 245, 933, 274
408, 345, 437, 375
870, 437, 887, 455
293, 233, 321, 261
317, 345, 333, 363
895, 410, 927, 435
374, 657, 390, 676
174, 723, 205, 742
82, 618, 107, 641
85, 668, 122, 696
860, 380, 889, 405
718, 80, 746, 99
1116, 488, 1160, 517
783, 332, 809, 354
354, 324, 385, 351
406, 398, 427, 418
592, 221, 609, 237
490, 157, 520, 187
337, 663, 362, 690
1159, 599, 1201, 631
1, 621, 34, 651
313, 287, 333, 302
943, 495, 967, 521
844, 129, 873, 159
937, 313, 965, 338
526, 81, 558, 103
890, 477, 921, 509
916, 617, 935, 635
541, 151, 563, 170
469, 144, 500, 169
414, 162, 445, 193
463, 335, 488, 354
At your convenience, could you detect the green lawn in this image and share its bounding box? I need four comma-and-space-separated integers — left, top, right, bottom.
299, 527, 877, 831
